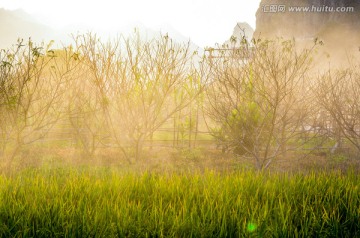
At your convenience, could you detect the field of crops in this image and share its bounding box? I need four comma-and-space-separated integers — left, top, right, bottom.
0, 167, 359, 237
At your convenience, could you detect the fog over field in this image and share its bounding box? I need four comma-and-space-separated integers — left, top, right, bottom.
0, 0, 359, 236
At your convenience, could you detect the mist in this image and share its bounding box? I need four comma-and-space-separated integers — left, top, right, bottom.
0, 0, 359, 236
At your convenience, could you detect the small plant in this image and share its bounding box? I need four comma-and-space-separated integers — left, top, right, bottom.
176, 148, 204, 161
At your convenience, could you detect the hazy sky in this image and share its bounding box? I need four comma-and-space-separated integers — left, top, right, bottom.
0, 0, 261, 47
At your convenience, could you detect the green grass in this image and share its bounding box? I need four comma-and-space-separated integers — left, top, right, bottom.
0, 167, 359, 237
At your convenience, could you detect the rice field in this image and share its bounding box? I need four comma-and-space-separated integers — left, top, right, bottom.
0, 167, 359, 237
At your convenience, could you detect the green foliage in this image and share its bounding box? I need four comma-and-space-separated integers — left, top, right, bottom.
0, 168, 358, 237
214, 99, 271, 155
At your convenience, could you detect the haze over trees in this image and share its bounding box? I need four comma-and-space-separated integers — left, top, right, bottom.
0, 29, 359, 171
0, 0, 359, 171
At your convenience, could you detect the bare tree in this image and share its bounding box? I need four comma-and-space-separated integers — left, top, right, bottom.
316, 63, 360, 153
0, 39, 69, 160
204, 38, 319, 170
71, 33, 203, 162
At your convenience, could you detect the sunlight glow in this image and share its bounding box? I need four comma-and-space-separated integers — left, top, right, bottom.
0, 0, 261, 47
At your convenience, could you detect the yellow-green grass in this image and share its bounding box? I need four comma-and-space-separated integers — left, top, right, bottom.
0, 167, 359, 237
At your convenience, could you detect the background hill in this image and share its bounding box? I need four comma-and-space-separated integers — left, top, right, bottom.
0, 8, 201, 52
0, 8, 57, 48
254, 0, 360, 64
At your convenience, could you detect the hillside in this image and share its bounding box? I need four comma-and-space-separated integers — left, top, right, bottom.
0, 8, 201, 53
0, 8, 57, 49
223, 22, 254, 48
254, 0, 360, 63
254, 0, 360, 38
